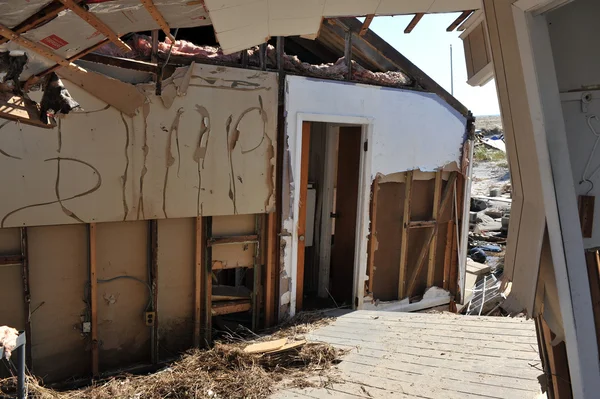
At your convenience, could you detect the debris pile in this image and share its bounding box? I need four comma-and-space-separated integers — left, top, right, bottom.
0, 312, 343, 399
95, 35, 413, 88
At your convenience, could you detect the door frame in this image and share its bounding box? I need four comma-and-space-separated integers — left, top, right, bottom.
290, 113, 373, 316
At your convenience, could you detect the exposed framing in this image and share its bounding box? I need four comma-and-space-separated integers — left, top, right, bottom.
295, 122, 311, 311
404, 13, 424, 34
89, 222, 98, 376
427, 171, 443, 286
194, 217, 203, 347
289, 113, 373, 316
398, 171, 413, 299
141, 0, 175, 41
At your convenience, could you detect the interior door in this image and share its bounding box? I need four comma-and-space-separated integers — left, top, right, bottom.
329, 126, 361, 304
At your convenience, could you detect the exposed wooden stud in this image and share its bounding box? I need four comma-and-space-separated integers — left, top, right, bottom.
265, 212, 276, 327
360, 14, 375, 36
443, 220, 454, 291
276, 36, 285, 73
0, 23, 72, 67
540, 316, 573, 399
89, 223, 99, 376
151, 30, 159, 64
141, 0, 175, 41
0, 255, 23, 266
207, 235, 259, 246
427, 171, 443, 287
259, 43, 267, 71
252, 214, 262, 331
447, 10, 474, 32
20, 227, 32, 369
404, 13, 424, 34
367, 176, 380, 295
398, 171, 414, 300
149, 220, 159, 364
0, 2, 67, 46
57, 0, 131, 52
296, 121, 311, 312
344, 30, 352, 80
194, 217, 203, 347
406, 172, 457, 297
202, 216, 212, 346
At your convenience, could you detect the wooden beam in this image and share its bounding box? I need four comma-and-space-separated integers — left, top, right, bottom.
398, 171, 413, 300
265, 212, 276, 327
427, 171, 443, 287
0, 23, 72, 67
150, 220, 159, 364
447, 10, 474, 32
296, 122, 311, 311
344, 30, 352, 80
0, 2, 67, 46
194, 217, 203, 347
57, 0, 131, 52
407, 220, 436, 229
0, 255, 23, 266
367, 176, 380, 295
404, 13, 424, 34
252, 214, 261, 331
202, 216, 212, 346
360, 14, 375, 36
212, 300, 252, 316
141, 0, 175, 42
443, 220, 454, 291
89, 223, 98, 376
406, 172, 457, 297
207, 235, 259, 246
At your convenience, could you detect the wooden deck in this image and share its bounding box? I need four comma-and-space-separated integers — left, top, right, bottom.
272, 309, 545, 399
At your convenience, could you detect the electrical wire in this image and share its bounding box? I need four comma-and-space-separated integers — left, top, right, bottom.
579, 114, 600, 194
97, 275, 153, 312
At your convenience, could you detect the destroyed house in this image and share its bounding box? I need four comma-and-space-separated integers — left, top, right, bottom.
0, 4, 472, 382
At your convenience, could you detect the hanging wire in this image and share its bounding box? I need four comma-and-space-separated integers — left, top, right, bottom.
97, 275, 153, 312
579, 114, 600, 194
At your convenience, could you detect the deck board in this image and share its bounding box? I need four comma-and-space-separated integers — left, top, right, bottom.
271, 310, 545, 399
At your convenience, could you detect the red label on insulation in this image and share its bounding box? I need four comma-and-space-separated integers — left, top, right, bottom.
40, 35, 68, 50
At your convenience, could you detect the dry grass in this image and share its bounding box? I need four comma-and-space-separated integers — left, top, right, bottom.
1, 311, 342, 399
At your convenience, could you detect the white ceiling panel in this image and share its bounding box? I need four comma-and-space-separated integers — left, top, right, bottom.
323, 0, 380, 16
429, 0, 481, 13
204, 0, 262, 12
216, 23, 268, 53
269, 16, 323, 37
376, 0, 435, 14
268, 0, 325, 20
210, 1, 268, 34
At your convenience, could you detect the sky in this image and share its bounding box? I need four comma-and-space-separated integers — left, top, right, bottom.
366, 13, 500, 116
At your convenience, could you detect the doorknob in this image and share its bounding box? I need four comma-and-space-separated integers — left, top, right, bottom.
299, 235, 305, 241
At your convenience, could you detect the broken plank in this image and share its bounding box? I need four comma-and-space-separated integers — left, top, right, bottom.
0, 23, 72, 67
447, 10, 474, 32
427, 171, 443, 287
57, 0, 131, 52
404, 13, 424, 34
360, 14, 375, 36
212, 300, 251, 316
244, 338, 287, 354
141, 0, 176, 42
398, 171, 413, 299
207, 235, 259, 247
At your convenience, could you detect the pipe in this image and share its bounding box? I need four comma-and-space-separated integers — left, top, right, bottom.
458, 139, 475, 303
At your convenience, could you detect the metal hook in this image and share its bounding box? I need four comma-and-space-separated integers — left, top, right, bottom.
587, 114, 600, 137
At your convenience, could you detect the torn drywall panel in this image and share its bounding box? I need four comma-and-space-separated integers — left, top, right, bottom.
0, 64, 277, 228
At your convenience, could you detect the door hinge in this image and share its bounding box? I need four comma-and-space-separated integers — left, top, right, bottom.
364, 140, 368, 152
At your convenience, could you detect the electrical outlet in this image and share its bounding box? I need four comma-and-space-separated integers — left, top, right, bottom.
82, 322, 91, 333
145, 311, 156, 326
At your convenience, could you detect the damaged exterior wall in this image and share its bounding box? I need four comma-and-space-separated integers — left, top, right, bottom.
0, 64, 277, 227
282, 75, 467, 317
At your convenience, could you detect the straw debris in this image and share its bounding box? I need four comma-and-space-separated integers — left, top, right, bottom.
1, 311, 343, 399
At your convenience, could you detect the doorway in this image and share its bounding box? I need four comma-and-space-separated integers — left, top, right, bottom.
296, 121, 363, 311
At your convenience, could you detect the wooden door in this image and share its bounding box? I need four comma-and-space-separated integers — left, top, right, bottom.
329, 126, 362, 303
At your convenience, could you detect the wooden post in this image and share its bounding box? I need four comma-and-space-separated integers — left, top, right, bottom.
150, 220, 159, 364
398, 171, 413, 299
443, 220, 454, 291
367, 176, 380, 295
265, 212, 276, 327
202, 216, 212, 346
193, 217, 203, 347
296, 122, 311, 311
89, 223, 98, 376
427, 171, 443, 287
344, 30, 352, 80
20, 227, 32, 369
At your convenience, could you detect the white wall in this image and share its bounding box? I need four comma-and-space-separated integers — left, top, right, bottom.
283, 76, 467, 314
548, 0, 600, 248
0, 64, 277, 228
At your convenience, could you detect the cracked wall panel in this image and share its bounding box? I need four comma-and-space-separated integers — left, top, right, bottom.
144, 64, 278, 218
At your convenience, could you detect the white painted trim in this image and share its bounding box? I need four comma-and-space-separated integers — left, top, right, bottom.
466, 63, 494, 87
289, 113, 374, 316
459, 10, 484, 38
317, 125, 338, 298
514, 0, 573, 14
512, 7, 600, 397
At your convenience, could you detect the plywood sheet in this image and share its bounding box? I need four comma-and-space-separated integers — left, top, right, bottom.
0, 64, 277, 228
157, 218, 194, 359
28, 224, 89, 381
96, 221, 150, 371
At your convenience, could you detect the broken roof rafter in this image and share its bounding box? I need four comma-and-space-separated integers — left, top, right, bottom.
360, 14, 375, 36
57, 0, 131, 52
404, 13, 424, 34
447, 10, 475, 32
141, 0, 176, 42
